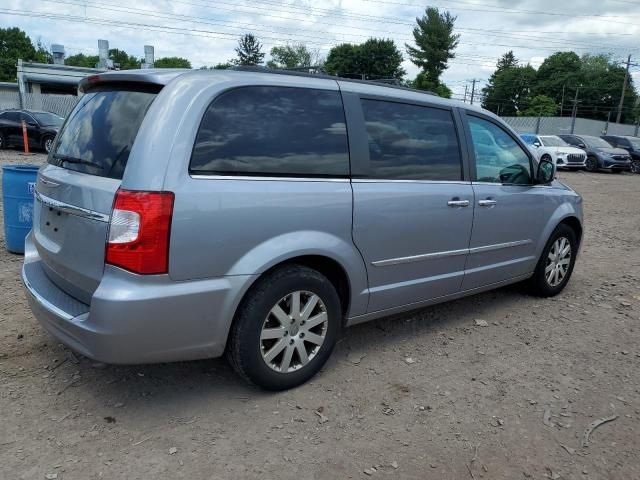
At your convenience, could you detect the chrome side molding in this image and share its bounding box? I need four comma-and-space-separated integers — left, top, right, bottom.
372, 239, 533, 267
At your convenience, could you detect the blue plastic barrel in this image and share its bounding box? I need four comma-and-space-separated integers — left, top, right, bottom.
2, 165, 40, 253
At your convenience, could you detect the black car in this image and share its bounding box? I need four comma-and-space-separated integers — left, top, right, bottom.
558, 134, 632, 173
601, 135, 640, 174
0, 109, 63, 153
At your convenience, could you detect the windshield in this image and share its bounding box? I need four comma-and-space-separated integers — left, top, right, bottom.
31, 112, 64, 127
628, 138, 640, 150
583, 136, 614, 148
540, 136, 567, 147
48, 88, 157, 179
520, 134, 537, 145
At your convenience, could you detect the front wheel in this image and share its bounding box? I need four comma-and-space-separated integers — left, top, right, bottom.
585, 156, 598, 172
527, 224, 578, 297
0, 132, 6, 150
631, 161, 640, 174
43, 136, 54, 154
227, 265, 341, 390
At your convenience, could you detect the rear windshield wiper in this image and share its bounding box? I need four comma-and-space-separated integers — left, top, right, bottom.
52, 154, 103, 170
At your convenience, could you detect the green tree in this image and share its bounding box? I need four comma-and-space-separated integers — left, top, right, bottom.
233, 34, 265, 66
154, 57, 191, 68
409, 73, 452, 98
520, 95, 557, 116
212, 62, 232, 69
405, 7, 459, 87
0, 27, 50, 81
534, 51, 582, 114
267, 43, 312, 69
108, 48, 141, 69
482, 51, 520, 113
65, 53, 100, 68
482, 64, 537, 116
324, 38, 405, 80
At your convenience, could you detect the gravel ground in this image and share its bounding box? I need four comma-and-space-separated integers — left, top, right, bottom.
1, 147, 639, 480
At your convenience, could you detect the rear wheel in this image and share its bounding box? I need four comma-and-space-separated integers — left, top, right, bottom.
527, 224, 577, 297
227, 264, 341, 390
585, 156, 598, 172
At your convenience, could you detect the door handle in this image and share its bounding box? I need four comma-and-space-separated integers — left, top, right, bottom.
447, 199, 470, 207
478, 199, 497, 207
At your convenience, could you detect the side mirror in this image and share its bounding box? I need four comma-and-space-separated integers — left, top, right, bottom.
533, 142, 541, 148
27, 121, 37, 127
577, 143, 586, 149
537, 158, 555, 184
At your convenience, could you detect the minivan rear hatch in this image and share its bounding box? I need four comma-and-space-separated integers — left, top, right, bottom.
34, 83, 160, 304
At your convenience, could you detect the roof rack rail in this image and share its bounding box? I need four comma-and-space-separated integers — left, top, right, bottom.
228, 65, 437, 96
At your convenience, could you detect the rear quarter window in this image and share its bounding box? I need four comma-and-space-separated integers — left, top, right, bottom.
49, 87, 158, 179
189, 86, 349, 177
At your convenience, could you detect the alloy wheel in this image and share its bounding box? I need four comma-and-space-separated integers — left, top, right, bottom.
545, 237, 572, 287
260, 290, 328, 373
586, 157, 597, 172
44, 138, 53, 153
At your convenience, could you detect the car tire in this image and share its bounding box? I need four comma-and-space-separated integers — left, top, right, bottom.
631, 161, 640, 174
0, 132, 6, 150
585, 156, 598, 172
43, 136, 54, 154
527, 223, 578, 297
227, 264, 342, 390
541, 154, 552, 163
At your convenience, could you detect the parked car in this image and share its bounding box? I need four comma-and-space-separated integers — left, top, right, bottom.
520, 134, 587, 169
601, 135, 640, 174
23, 69, 583, 390
0, 109, 63, 153
558, 134, 632, 172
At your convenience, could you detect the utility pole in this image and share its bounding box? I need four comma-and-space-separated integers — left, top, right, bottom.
570, 86, 581, 134
616, 55, 631, 124
559, 84, 566, 117
470, 79, 477, 105
463, 84, 468, 103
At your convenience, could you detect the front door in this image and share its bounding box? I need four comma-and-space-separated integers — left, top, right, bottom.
461, 113, 547, 291
347, 95, 474, 313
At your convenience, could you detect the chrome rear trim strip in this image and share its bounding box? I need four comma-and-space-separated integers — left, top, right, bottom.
34, 191, 110, 223
372, 239, 532, 267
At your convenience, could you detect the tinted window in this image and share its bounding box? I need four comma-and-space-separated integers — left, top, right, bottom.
49, 89, 157, 179
190, 87, 349, 177
361, 99, 462, 180
4, 112, 20, 122
31, 112, 64, 127
468, 116, 532, 185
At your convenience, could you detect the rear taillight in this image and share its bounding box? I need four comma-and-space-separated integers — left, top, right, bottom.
106, 190, 175, 275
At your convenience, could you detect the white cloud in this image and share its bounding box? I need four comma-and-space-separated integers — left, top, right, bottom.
2, 0, 639, 97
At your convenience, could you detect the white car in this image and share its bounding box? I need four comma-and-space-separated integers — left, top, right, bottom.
520, 134, 587, 169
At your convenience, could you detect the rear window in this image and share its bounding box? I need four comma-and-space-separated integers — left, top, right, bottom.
49, 88, 157, 179
189, 86, 349, 177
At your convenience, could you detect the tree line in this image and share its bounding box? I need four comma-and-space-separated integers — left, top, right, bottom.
481, 51, 639, 124
2, 16, 638, 124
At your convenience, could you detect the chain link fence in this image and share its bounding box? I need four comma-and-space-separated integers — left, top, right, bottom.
502, 116, 640, 137
0, 92, 79, 118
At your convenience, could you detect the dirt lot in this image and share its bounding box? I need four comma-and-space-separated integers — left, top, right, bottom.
1, 148, 639, 480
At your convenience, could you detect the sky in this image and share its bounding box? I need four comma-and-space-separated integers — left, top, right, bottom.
2, 0, 640, 100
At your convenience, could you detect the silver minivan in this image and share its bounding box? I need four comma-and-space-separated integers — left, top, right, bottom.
23, 69, 583, 389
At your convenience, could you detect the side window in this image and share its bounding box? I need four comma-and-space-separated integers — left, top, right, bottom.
360, 99, 462, 181
190, 86, 349, 177
468, 116, 532, 185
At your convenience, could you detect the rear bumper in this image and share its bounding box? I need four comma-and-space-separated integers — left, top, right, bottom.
22, 232, 254, 364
